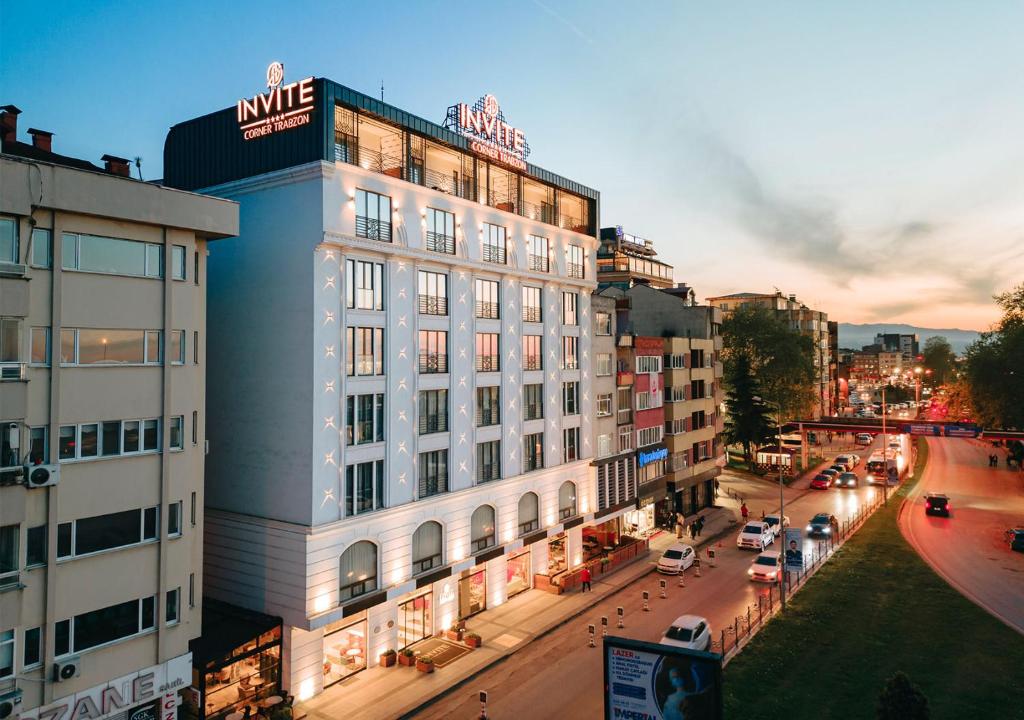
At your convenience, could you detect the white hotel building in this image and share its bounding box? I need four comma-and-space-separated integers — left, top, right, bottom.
164, 69, 605, 700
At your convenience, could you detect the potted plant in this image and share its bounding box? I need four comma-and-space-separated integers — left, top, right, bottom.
398, 648, 416, 667
464, 632, 482, 649
379, 649, 397, 667
415, 656, 435, 673
446, 625, 464, 642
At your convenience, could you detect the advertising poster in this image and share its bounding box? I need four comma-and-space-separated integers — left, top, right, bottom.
784, 528, 804, 570
604, 636, 722, 720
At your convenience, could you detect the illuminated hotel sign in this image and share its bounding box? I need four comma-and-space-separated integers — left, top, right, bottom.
236, 62, 314, 141
445, 94, 530, 171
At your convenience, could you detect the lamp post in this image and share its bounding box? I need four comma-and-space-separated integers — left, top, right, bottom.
881, 385, 888, 507
776, 397, 786, 611
914, 366, 923, 413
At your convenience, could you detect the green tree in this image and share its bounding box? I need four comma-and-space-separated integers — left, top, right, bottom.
723, 353, 776, 462
963, 283, 1024, 429
877, 671, 929, 720
922, 336, 956, 386
721, 305, 817, 422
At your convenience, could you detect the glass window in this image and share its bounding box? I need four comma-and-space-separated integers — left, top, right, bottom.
346, 393, 385, 445
475, 279, 500, 319
75, 329, 146, 365
145, 331, 161, 364
171, 330, 185, 364
418, 389, 448, 435
418, 450, 448, 498
0, 217, 16, 263
418, 330, 447, 373
522, 286, 542, 322
172, 245, 186, 280
61, 595, 156, 655
58, 426, 76, 460
28, 426, 47, 464
595, 311, 611, 335
355, 189, 392, 242
347, 326, 385, 376
168, 502, 182, 537
170, 416, 184, 450
344, 460, 385, 516
346, 259, 385, 310
23, 626, 42, 669
528, 235, 549, 272
417, 270, 448, 315
61, 232, 77, 270
563, 427, 581, 463
470, 505, 496, 552
518, 493, 539, 535
523, 384, 543, 421
596, 353, 612, 376
0, 629, 12, 680
522, 335, 542, 370
0, 318, 20, 363
123, 420, 140, 453
476, 386, 500, 427
475, 333, 499, 372
476, 441, 500, 483
79, 423, 99, 458
558, 481, 578, 518
561, 292, 578, 325
30, 327, 49, 365
60, 328, 75, 364
482, 223, 506, 264
72, 508, 144, 556
425, 208, 455, 254
523, 433, 543, 472
31, 228, 52, 268
562, 381, 579, 415
339, 541, 378, 602
561, 336, 578, 369
412, 521, 443, 574
597, 393, 612, 416
166, 588, 180, 625
61, 233, 164, 278
101, 421, 121, 456
0, 525, 18, 588
567, 245, 585, 279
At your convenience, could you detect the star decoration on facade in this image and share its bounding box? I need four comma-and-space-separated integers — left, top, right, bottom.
459, 432, 467, 445
509, 448, 517, 460
459, 403, 468, 416
549, 372, 556, 382
507, 323, 517, 335
459, 376, 467, 388
459, 271, 467, 281
320, 488, 335, 508
398, 346, 408, 360
550, 419, 557, 429
583, 392, 589, 402
398, 411, 408, 422
584, 437, 591, 448
459, 347, 467, 359
323, 416, 336, 430
583, 371, 588, 380
398, 287, 407, 299
398, 377, 408, 391
324, 450, 336, 466
509, 398, 517, 410
323, 275, 336, 290
399, 472, 407, 484
397, 441, 408, 455
508, 349, 517, 361
324, 250, 336, 262
323, 310, 335, 326
583, 350, 589, 359
398, 315, 407, 328
549, 327, 556, 336
508, 373, 517, 385
550, 304, 557, 313
582, 306, 588, 317
324, 380, 335, 393
459, 461, 468, 474
324, 345, 335, 359
459, 292, 467, 305
508, 426, 518, 437
397, 260, 407, 273
459, 321, 467, 331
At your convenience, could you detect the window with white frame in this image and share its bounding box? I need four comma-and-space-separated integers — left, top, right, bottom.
522, 286, 542, 322
425, 208, 455, 254
30, 327, 50, 365
345, 460, 385, 516
54, 595, 157, 657
482, 223, 507, 264
355, 189, 392, 242
57, 507, 159, 560
0, 217, 17, 264
30, 227, 52, 268
0, 525, 18, 589
597, 433, 612, 458
58, 418, 161, 460
595, 311, 611, 335
59, 328, 164, 365
475, 278, 500, 319
561, 336, 578, 369
637, 426, 664, 448
166, 588, 180, 625
596, 353, 612, 376
561, 292, 578, 325
345, 259, 385, 310
172, 246, 186, 280
170, 416, 184, 450
636, 355, 662, 373
0, 629, 13, 678
417, 270, 448, 315
635, 391, 652, 411
347, 327, 385, 376
596, 393, 612, 416
23, 626, 41, 670
566, 244, 584, 279
562, 381, 579, 415
666, 418, 687, 435
528, 234, 549, 272
346, 393, 385, 445
667, 386, 686, 402
619, 425, 634, 451
61, 233, 163, 279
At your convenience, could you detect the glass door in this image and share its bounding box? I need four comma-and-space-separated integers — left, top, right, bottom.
459, 569, 486, 618
398, 592, 432, 649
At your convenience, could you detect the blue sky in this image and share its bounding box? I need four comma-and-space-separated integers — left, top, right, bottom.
3, 0, 1021, 330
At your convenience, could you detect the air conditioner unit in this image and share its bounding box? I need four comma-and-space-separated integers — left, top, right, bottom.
23, 464, 59, 489
0, 689, 23, 720
53, 657, 81, 682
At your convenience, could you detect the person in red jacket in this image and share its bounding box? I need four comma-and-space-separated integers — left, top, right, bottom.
740, 503, 749, 521
580, 566, 592, 592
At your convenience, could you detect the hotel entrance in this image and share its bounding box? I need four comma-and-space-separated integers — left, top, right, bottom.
458, 567, 486, 619
397, 591, 432, 649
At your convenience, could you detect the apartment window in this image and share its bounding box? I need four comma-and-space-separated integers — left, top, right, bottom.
418, 389, 449, 435
691, 379, 706, 399
57, 507, 159, 559
417, 270, 448, 315
523, 433, 544, 472
668, 386, 686, 402
347, 327, 385, 376
528, 235, 549, 272
168, 502, 182, 538
482, 223, 506, 264
146, 331, 162, 364
561, 292, 578, 325
344, 460, 385, 516
637, 426, 664, 448
192, 410, 198, 445
561, 336, 578, 370
522, 286, 542, 322
30, 327, 50, 365
619, 425, 634, 451
23, 627, 41, 669
0, 525, 18, 588
194, 251, 200, 285
522, 335, 542, 370
666, 354, 687, 369
690, 348, 705, 368
59, 328, 164, 366
0, 629, 12, 679
691, 410, 707, 430
346, 393, 385, 445
190, 492, 197, 526
475, 333, 499, 372
355, 189, 392, 242
476, 386, 500, 427
170, 416, 184, 450
636, 355, 662, 373
26, 525, 46, 567
172, 245, 186, 280
559, 481, 578, 520
597, 434, 612, 458
418, 450, 448, 498
171, 330, 185, 365
475, 278, 500, 319
28, 426, 47, 465
30, 228, 52, 268
166, 588, 180, 625
470, 505, 497, 554
61, 233, 163, 278
596, 393, 612, 417
636, 392, 653, 411
189, 573, 195, 607
418, 329, 447, 373
58, 418, 161, 461
345, 259, 385, 310
567, 244, 585, 279
425, 208, 455, 254
0, 318, 19, 366
193, 331, 199, 364
55, 595, 157, 656
667, 418, 687, 435
563, 428, 581, 462
595, 311, 611, 336
0, 217, 16, 264
476, 441, 501, 483
562, 381, 579, 415
523, 384, 543, 421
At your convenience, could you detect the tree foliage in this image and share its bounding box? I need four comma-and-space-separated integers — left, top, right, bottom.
877, 671, 930, 720
921, 336, 956, 386
723, 353, 776, 461
963, 283, 1024, 429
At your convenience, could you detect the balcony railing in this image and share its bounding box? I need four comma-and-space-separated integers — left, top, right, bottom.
425, 231, 455, 255
476, 355, 499, 372
524, 405, 543, 421
418, 295, 448, 316
559, 215, 589, 234
523, 355, 542, 371
522, 306, 542, 323
476, 408, 500, 427
423, 168, 474, 200
418, 414, 449, 435
418, 353, 448, 374
477, 465, 500, 483
356, 147, 405, 179
528, 254, 550, 273
356, 216, 392, 243
521, 200, 555, 224
567, 263, 584, 279
562, 359, 579, 370
476, 301, 499, 320
482, 244, 506, 265
0, 362, 26, 381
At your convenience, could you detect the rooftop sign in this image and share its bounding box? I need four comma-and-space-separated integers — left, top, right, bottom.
236, 62, 314, 141
445, 94, 530, 171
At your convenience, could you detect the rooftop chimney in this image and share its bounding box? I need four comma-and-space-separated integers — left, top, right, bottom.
101, 154, 131, 178
788, 294, 797, 302
28, 128, 52, 153
0, 105, 21, 144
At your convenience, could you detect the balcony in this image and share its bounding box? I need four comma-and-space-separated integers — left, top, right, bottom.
418, 353, 448, 374
482, 244, 506, 265
418, 295, 448, 316
528, 254, 550, 273
476, 408, 500, 427
476, 301, 499, 320
522, 306, 542, 323
617, 371, 634, 386
567, 263, 584, 280
356, 215, 392, 243
477, 464, 501, 484
418, 414, 449, 435
559, 215, 589, 235
523, 355, 542, 371
476, 355, 500, 372
424, 168, 474, 200
522, 200, 555, 224
425, 231, 455, 255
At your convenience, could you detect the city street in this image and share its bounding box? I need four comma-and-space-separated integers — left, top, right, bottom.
900, 437, 1024, 634
415, 442, 892, 719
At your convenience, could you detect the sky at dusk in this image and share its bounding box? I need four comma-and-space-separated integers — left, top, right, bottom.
3, 1, 1021, 331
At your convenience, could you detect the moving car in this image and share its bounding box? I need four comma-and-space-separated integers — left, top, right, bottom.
660, 614, 712, 651
834, 454, 857, 470
856, 433, 873, 445
657, 542, 696, 574
1007, 528, 1024, 553
924, 493, 950, 517
828, 464, 848, 476
763, 513, 790, 538
836, 472, 859, 488
810, 473, 833, 490
748, 550, 783, 583
820, 468, 840, 481
807, 513, 838, 536
736, 521, 775, 551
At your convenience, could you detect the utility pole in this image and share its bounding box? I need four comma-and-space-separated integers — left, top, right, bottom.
777, 398, 786, 610
881, 385, 888, 507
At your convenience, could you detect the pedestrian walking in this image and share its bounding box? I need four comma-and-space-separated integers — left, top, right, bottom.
740, 503, 749, 521
580, 566, 592, 592
714, 478, 720, 499
696, 516, 705, 537
689, 522, 697, 540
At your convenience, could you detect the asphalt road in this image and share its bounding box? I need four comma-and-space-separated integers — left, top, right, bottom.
900, 437, 1024, 634
414, 443, 891, 719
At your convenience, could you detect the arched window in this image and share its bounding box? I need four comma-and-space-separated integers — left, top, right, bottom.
338, 541, 377, 602
518, 492, 539, 536
471, 505, 496, 553
412, 521, 443, 575
558, 481, 577, 520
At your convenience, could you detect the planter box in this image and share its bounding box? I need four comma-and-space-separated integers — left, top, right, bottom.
465, 635, 482, 648
446, 630, 464, 642
416, 659, 435, 673
398, 653, 416, 667
379, 653, 396, 667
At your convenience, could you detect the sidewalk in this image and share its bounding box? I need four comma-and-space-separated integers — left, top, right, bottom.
299, 507, 737, 720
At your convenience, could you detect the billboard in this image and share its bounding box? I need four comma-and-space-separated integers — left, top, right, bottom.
784, 528, 804, 571
604, 636, 722, 720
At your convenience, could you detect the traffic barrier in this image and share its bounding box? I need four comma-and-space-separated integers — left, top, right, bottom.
617, 606, 624, 629
695, 558, 702, 577
659, 579, 667, 598
601, 616, 608, 638
588, 624, 595, 648
479, 691, 488, 720
642, 590, 650, 612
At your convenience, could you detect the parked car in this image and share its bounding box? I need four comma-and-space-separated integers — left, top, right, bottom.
807, 513, 838, 536
660, 615, 712, 651
856, 433, 873, 445
836, 472, 859, 488
657, 543, 696, 575
924, 493, 950, 517
1007, 528, 1024, 553
810, 473, 833, 490
748, 550, 783, 583
763, 513, 790, 538
736, 521, 775, 551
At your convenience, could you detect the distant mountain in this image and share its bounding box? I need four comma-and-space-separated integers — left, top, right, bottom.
838, 323, 981, 354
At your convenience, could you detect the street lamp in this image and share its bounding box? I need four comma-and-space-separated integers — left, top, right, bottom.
913, 366, 923, 412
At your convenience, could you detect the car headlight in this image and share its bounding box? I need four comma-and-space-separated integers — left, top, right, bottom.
806, 525, 813, 532
768, 571, 776, 577
747, 568, 754, 575
824, 528, 832, 534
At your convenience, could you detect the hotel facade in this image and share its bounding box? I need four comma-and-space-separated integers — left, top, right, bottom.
163, 67, 620, 700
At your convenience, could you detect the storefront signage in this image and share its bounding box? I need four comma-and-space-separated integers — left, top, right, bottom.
638, 446, 668, 468
445, 94, 530, 171
438, 582, 456, 606
236, 62, 315, 141
19, 655, 191, 720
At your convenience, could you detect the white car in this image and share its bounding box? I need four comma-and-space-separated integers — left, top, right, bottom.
748, 550, 783, 583
736, 521, 775, 551
856, 433, 873, 445
834, 454, 859, 470
660, 614, 712, 651
656, 543, 696, 575
763, 514, 790, 538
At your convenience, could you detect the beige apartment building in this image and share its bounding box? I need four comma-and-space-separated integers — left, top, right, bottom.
0, 107, 236, 720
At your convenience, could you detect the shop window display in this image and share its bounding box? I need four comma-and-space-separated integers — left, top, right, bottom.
459, 568, 486, 618
546, 533, 567, 575
398, 591, 432, 649
506, 549, 531, 597
323, 619, 367, 687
